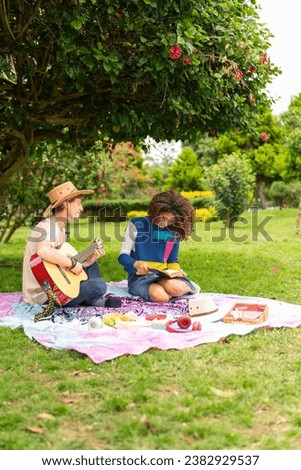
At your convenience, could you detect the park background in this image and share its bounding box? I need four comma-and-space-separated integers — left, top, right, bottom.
1, 0, 301, 451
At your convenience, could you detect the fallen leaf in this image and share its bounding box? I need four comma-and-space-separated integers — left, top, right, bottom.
61, 398, 75, 404
210, 387, 237, 398
37, 413, 55, 420
140, 414, 157, 433
26, 426, 45, 434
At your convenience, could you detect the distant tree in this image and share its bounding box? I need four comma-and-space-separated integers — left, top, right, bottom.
0, 0, 279, 210
280, 94, 301, 180
268, 181, 290, 209
165, 147, 203, 191
191, 136, 219, 168
203, 153, 255, 226
199, 110, 289, 208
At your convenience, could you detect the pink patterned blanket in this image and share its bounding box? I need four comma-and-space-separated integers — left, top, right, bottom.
1, 282, 301, 364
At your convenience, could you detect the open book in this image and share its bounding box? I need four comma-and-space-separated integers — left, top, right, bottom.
149, 268, 186, 279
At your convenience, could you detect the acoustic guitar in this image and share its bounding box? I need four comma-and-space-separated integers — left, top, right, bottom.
30, 238, 103, 305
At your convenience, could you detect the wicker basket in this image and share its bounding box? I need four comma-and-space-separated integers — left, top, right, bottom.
222, 302, 269, 324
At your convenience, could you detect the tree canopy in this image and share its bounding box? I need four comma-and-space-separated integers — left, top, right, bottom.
280, 93, 301, 180
0, 0, 279, 208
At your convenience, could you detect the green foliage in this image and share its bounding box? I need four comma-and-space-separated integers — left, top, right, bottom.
189, 196, 216, 209
203, 153, 255, 226
149, 167, 165, 191
279, 93, 301, 179
213, 110, 289, 182
83, 195, 217, 220
165, 147, 203, 190
269, 181, 290, 209
0, 0, 280, 208
91, 141, 149, 200
0, 141, 101, 243
83, 198, 150, 221
0, 140, 149, 243
192, 109, 291, 209
191, 135, 219, 167
250, 142, 289, 181
286, 180, 301, 208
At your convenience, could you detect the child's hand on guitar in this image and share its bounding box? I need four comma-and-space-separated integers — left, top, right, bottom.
85, 245, 105, 267
70, 261, 84, 275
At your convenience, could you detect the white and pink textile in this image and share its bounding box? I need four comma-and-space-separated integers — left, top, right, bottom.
1, 281, 301, 364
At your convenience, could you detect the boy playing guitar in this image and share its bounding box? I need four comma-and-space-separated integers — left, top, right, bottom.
22, 181, 107, 309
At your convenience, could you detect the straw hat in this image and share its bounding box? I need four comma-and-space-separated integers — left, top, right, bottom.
188, 297, 229, 324
43, 181, 94, 217
189, 297, 219, 317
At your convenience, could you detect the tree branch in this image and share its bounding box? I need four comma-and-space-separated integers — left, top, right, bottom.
16, 0, 43, 39
0, 0, 16, 41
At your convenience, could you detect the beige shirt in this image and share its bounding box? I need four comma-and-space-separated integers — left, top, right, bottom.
22, 217, 66, 304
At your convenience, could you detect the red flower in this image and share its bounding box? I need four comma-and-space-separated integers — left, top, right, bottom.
183, 57, 192, 65
261, 132, 268, 142
169, 44, 182, 60
260, 54, 268, 65
234, 69, 243, 81
249, 65, 256, 73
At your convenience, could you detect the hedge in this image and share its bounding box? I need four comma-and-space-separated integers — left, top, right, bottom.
83, 199, 150, 221
83, 196, 216, 222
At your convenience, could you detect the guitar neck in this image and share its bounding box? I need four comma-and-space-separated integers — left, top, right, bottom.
73, 241, 100, 264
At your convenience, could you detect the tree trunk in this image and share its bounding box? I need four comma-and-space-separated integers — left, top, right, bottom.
1, 214, 29, 244
0, 130, 32, 211
255, 180, 267, 209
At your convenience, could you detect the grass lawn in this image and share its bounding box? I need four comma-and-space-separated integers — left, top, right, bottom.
0, 208, 301, 450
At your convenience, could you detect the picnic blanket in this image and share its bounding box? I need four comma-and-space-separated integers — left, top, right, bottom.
1, 281, 301, 364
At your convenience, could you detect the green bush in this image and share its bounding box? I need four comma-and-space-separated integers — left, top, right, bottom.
190, 196, 216, 209
84, 196, 218, 221
83, 199, 150, 221
286, 181, 301, 208
269, 181, 290, 209
203, 153, 255, 227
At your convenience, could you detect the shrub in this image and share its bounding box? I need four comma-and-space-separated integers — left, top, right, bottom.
269, 181, 290, 209
194, 206, 217, 222
204, 153, 255, 227
83, 199, 149, 221
181, 190, 214, 199
127, 211, 148, 218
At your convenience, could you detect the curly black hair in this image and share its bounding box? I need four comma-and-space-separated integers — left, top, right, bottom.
148, 189, 194, 240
